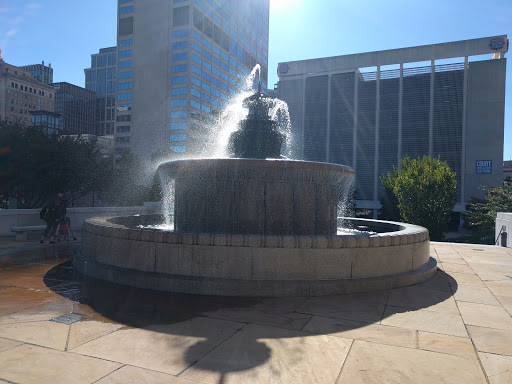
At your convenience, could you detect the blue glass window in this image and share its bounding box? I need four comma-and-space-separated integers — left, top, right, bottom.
212, 98, 220, 107
117, 104, 132, 111
191, 99, 200, 109
203, 50, 212, 60
120, 0, 132, 3
203, 61, 212, 71
221, 92, 228, 100
229, 87, 236, 94
212, 88, 220, 96
118, 71, 132, 79
171, 87, 188, 95
191, 76, 201, 86
192, 42, 202, 53
170, 145, 186, 153
119, 49, 133, 58
221, 52, 229, 61
202, 72, 211, 81
191, 65, 201, 76
118, 61, 132, 68
171, 110, 187, 118
118, 82, 132, 90
203, 39, 212, 49
193, 30, 202, 42
170, 134, 187, 141
202, 83, 211, 92
191, 88, 201, 98
171, 75, 188, 84
171, 99, 187, 107
212, 67, 220, 76
119, 6, 134, 14
221, 82, 228, 90
192, 54, 201, 65
172, 41, 188, 49
221, 62, 229, 71
172, 52, 188, 61
170, 122, 187, 130
229, 67, 236, 76
229, 77, 235, 85
230, 57, 236, 66
230, 39, 237, 57
172, 64, 188, 72
172, 29, 189, 38
202, 94, 210, 102
212, 56, 221, 66
212, 45, 221, 55
202, 104, 210, 112
237, 45, 244, 63
117, 93, 132, 100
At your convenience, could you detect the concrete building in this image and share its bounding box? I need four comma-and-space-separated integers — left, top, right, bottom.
19, 61, 53, 85
52, 82, 96, 135
115, 0, 270, 162
84, 47, 117, 136
277, 35, 508, 217
0, 57, 55, 125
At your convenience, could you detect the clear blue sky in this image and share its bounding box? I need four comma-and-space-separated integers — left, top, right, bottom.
1, 0, 510, 158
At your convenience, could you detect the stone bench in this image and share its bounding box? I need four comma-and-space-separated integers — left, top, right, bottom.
10, 225, 46, 241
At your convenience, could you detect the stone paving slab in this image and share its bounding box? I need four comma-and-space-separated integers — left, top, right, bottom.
0, 239, 511, 383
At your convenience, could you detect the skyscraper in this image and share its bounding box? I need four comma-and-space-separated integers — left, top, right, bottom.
19, 61, 53, 85
84, 47, 118, 136
52, 82, 96, 135
115, 0, 270, 163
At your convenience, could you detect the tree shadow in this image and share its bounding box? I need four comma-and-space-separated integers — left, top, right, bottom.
43, 259, 458, 379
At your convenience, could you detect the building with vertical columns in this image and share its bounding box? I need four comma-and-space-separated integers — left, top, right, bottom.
114, 0, 270, 163
277, 35, 508, 217
19, 61, 53, 85
84, 47, 117, 136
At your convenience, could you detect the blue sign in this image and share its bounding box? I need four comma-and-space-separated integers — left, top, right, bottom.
476, 160, 492, 174
490, 38, 505, 51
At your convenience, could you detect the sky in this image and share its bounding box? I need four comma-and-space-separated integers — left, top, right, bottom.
1, 0, 511, 157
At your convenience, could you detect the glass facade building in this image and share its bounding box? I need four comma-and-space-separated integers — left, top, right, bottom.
19, 61, 53, 85
52, 82, 96, 135
84, 47, 117, 135
277, 36, 508, 216
115, 0, 270, 160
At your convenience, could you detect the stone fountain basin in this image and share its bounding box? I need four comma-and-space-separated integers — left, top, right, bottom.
76, 216, 436, 296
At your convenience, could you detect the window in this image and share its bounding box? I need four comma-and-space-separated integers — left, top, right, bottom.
171, 87, 188, 95
118, 82, 132, 90
173, 6, 190, 26
118, 61, 132, 68
203, 49, 212, 60
192, 65, 201, 76
202, 72, 211, 81
170, 122, 187, 130
212, 67, 220, 76
118, 49, 133, 58
202, 83, 211, 92
172, 64, 188, 72
203, 61, 212, 70
170, 134, 187, 141
171, 99, 187, 106
117, 125, 131, 133
117, 104, 132, 111
192, 42, 202, 53
202, 104, 210, 112
212, 98, 220, 107
119, 16, 133, 35
172, 29, 189, 38
203, 38, 212, 49
117, 93, 132, 100
212, 88, 220, 96
118, 71, 132, 79
171, 110, 187, 118
202, 94, 210, 102
191, 99, 200, 109
192, 53, 201, 65
119, 0, 132, 3
172, 52, 188, 61
191, 76, 201, 86
171, 75, 188, 84
119, 5, 134, 14
221, 61, 229, 71
193, 30, 202, 42
116, 136, 130, 144
170, 145, 186, 153
191, 88, 201, 98
212, 56, 221, 66
212, 45, 221, 55
172, 41, 188, 49
117, 114, 131, 121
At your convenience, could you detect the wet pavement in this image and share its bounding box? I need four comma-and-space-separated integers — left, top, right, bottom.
0, 236, 511, 383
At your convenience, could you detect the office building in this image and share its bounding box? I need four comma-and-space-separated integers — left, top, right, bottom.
19, 61, 53, 84
30, 110, 61, 134
0, 56, 55, 125
84, 47, 117, 136
277, 36, 508, 216
52, 82, 96, 135
115, 0, 270, 162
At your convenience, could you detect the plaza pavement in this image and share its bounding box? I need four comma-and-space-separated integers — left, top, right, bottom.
0, 236, 511, 384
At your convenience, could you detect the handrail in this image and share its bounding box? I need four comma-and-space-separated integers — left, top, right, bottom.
495, 225, 506, 245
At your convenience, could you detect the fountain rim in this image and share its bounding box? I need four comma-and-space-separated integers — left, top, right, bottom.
157, 157, 356, 174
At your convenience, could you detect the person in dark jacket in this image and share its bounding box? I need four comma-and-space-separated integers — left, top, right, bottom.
40, 197, 59, 244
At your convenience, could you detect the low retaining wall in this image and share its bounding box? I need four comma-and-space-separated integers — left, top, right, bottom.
76, 216, 435, 296
496, 212, 512, 247
0, 204, 160, 237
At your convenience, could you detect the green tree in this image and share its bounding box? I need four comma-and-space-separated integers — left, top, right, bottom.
0, 120, 108, 208
463, 183, 512, 244
380, 156, 457, 240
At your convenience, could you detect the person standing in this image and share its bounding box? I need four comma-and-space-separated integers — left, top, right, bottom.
39, 197, 59, 244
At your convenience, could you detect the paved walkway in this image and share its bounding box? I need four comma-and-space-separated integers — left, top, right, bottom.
0, 237, 511, 384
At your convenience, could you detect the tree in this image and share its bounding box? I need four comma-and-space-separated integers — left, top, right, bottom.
380, 156, 457, 240
0, 120, 109, 208
463, 183, 512, 244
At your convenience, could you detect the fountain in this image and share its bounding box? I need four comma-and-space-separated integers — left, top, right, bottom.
76, 77, 436, 297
